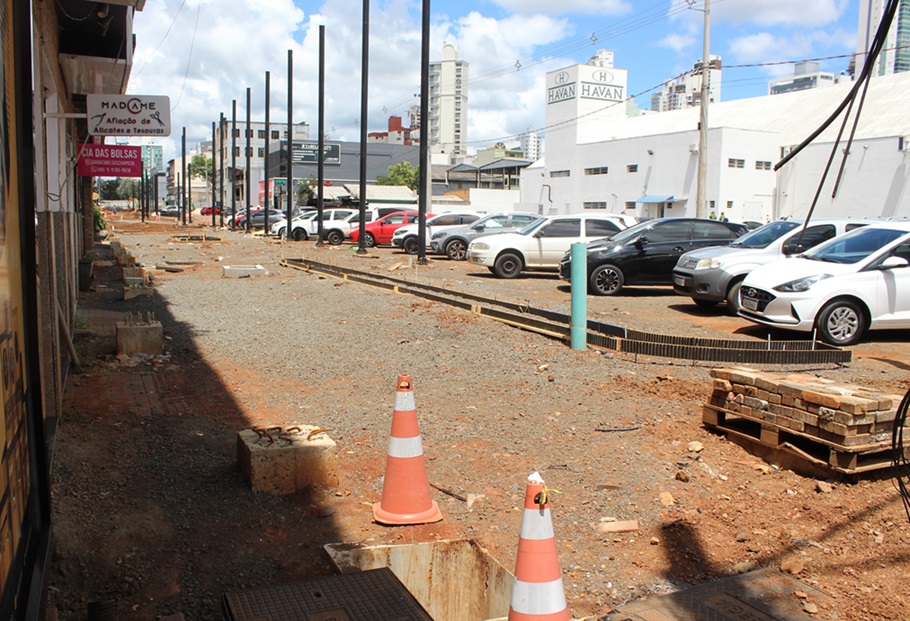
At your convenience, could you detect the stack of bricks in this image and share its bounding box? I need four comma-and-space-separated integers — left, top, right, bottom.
705, 367, 905, 450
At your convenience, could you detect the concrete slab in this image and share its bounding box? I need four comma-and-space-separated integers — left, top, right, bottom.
116, 320, 163, 356
222, 265, 267, 278
237, 425, 338, 494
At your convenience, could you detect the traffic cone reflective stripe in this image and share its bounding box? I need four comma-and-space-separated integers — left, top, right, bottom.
372, 375, 443, 525
508, 472, 569, 621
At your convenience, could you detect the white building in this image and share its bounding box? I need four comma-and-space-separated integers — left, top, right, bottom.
769, 61, 838, 95
651, 55, 722, 112
429, 44, 469, 163
857, 0, 910, 75
522, 56, 910, 222
520, 128, 542, 162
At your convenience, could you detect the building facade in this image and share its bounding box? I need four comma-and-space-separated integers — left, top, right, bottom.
769, 61, 838, 95
650, 55, 722, 112
857, 0, 910, 75
428, 44, 469, 163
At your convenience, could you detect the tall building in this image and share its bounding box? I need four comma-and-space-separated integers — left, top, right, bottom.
520, 128, 541, 162
769, 61, 837, 95
857, 0, 910, 75
141, 144, 164, 172
368, 116, 414, 145
650, 56, 722, 112
428, 44, 468, 163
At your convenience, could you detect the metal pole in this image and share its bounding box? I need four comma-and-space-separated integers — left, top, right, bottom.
231, 100, 237, 229
286, 49, 294, 239
245, 86, 252, 234
211, 121, 217, 227
357, 0, 369, 254
139, 167, 145, 222
219, 112, 225, 227
176, 171, 181, 222
181, 127, 187, 225
316, 26, 326, 246
570, 243, 587, 350
153, 170, 158, 215
264, 70, 271, 236
695, 0, 710, 219
417, 0, 430, 264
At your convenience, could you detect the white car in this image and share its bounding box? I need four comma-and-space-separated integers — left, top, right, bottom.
322, 207, 408, 245
390, 212, 485, 254
738, 221, 910, 345
271, 211, 318, 239
466, 214, 629, 278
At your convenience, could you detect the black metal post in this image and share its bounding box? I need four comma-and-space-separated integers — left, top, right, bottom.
286, 49, 294, 239
231, 100, 237, 229
316, 25, 326, 246
181, 127, 187, 225
211, 121, 216, 227
357, 0, 369, 254
245, 86, 252, 234
264, 70, 271, 237
177, 172, 181, 221
417, 0, 431, 264
140, 167, 145, 222
219, 112, 225, 227
154, 171, 159, 215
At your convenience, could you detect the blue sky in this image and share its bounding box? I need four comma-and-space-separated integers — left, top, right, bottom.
129, 0, 862, 161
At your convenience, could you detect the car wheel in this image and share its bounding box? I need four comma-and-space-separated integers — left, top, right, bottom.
815, 299, 866, 346
277, 227, 286, 239
403, 237, 420, 254
292, 228, 307, 241
693, 299, 717, 309
725, 280, 743, 315
325, 230, 344, 245
493, 252, 523, 278
445, 239, 467, 261
589, 264, 624, 295
364, 232, 377, 248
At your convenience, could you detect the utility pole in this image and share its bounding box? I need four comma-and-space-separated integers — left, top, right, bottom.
695, 0, 710, 219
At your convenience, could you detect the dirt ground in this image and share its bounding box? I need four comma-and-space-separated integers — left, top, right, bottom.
46, 213, 910, 621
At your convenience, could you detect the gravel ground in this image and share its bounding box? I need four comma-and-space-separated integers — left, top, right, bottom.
46, 218, 910, 621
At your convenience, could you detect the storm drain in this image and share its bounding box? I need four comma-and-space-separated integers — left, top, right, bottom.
325, 539, 513, 621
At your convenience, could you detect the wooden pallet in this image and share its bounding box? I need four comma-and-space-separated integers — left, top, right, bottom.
703, 404, 909, 475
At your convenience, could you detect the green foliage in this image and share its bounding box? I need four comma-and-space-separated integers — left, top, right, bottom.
377, 161, 420, 191
297, 177, 315, 205
93, 204, 107, 232
189, 154, 214, 184
99, 178, 120, 200
116, 178, 139, 200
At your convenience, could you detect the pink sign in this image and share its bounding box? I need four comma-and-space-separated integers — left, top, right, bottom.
77, 144, 143, 177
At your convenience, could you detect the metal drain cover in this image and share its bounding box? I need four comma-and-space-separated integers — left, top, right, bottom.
222, 568, 434, 621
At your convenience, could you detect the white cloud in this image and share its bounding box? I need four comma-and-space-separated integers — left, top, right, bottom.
492, 0, 631, 17
711, 0, 849, 28
659, 32, 696, 53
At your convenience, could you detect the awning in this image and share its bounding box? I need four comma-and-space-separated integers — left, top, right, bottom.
637, 195, 673, 203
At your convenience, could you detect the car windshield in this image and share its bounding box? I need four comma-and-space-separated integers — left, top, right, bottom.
730, 221, 799, 248
801, 226, 907, 264
517, 218, 550, 235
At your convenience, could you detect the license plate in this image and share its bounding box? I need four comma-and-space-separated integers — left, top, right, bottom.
673, 275, 687, 287
742, 297, 758, 311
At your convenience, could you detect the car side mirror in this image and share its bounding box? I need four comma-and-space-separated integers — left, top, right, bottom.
473, 224, 485, 231
533, 230, 544, 238
781, 241, 803, 255
880, 256, 909, 269
635, 236, 648, 248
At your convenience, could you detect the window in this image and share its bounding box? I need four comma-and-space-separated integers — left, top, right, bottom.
586, 219, 622, 237
728, 158, 745, 168
584, 167, 608, 175
693, 221, 740, 240
511, 215, 538, 227
755, 160, 772, 170
538, 219, 580, 237
709, 200, 715, 210
245, 147, 253, 157
726, 201, 733, 210
271, 130, 280, 139
232, 129, 241, 138
258, 130, 266, 139
258, 147, 265, 157
645, 221, 692, 242
246, 129, 253, 138
583, 202, 607, 210
233, 147, 240, 157
550, 170, 571, 178
625, 202, 636, 211
627, 164, 638, 173
430, 215, 461, 226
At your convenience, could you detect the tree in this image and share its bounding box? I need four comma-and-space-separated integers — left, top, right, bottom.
99, 178, 120, 200
296, 177, 315, 206
188, 154, 213, 185
115, 178, 139, 202
376, 161, 419, 191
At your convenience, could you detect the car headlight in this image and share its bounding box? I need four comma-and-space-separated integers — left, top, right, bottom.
431, 232, 446, 240
774, 274, 832, 292
694, 257, 723, 270
471, 242, 490, 251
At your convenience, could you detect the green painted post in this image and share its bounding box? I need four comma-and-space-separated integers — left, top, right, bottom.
570, 242, 587, 350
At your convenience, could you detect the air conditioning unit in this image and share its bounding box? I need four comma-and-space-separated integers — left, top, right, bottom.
688, 144, 698, 153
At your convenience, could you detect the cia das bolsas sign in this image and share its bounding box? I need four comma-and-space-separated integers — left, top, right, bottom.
86, 94, 171, 137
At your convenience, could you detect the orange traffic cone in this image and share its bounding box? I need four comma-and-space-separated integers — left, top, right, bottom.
372, 374, 443, 525
508, 471, 569, 621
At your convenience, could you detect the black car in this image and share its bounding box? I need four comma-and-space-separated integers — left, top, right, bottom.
559, 218, 749, 295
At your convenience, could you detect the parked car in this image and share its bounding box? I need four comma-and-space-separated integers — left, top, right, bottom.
466, 214, 629, 278
559, 218, 749, 295
430, 212, 547, 260
200, 205, 222, 216
737, 221, 910, 345
159, 205, 180, 218
271, 210, 319, 239
673, 219, 869, 313
247, 208, 291, 229
391, 212, 484, 254
305, 208, 357, 239
350, 211, 425, 247
322, 207, 411, 245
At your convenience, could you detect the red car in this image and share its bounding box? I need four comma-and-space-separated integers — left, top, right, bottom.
350, 210, 431, 247
200, 206, 222, 216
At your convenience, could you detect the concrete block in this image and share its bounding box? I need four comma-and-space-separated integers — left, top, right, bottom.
116, 320, 163, 356
222, 265, 267, 278
237, 425, 338, 494
123, 286, 154, 300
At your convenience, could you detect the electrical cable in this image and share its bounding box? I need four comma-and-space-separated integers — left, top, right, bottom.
172, 3, 202, 111
892, 387, 910, 524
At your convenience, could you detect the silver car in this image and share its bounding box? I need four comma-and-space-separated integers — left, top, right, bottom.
430, 212, 545, 260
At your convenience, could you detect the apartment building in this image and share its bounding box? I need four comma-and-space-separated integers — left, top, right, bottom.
650, 55, 722, 112
428, 44, 468, 163
857, 0, 910, 74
